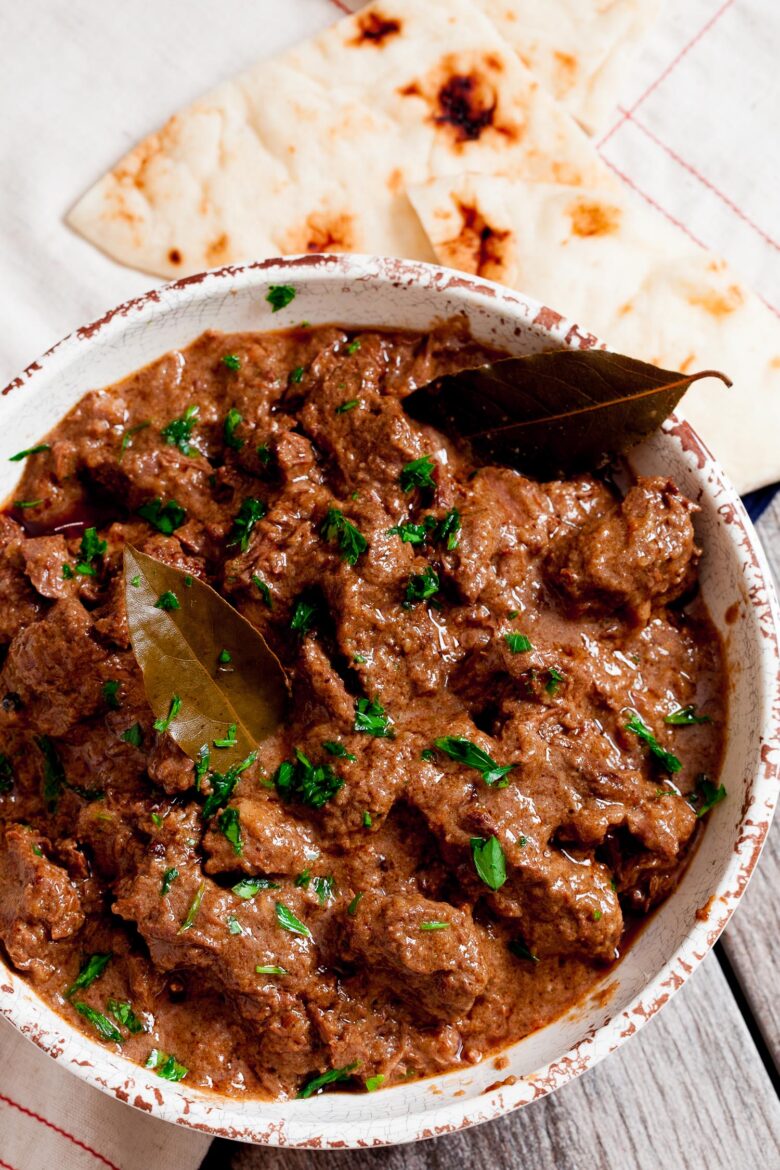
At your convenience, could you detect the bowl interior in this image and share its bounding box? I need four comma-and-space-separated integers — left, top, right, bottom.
1, 256, 776, 1147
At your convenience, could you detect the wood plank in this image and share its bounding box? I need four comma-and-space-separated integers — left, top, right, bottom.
213, 953, 779, 1170
718, 499, 780, 1068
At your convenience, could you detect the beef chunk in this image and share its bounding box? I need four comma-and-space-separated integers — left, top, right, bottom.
0, 826, 84, 980
343, 892, 488, 1021
547, 477, 698, 622
0, 516, 42, 643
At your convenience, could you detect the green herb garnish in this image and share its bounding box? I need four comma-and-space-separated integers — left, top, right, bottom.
223, 407, 245, 451
290, 597, 318, 636
347, 892, 363, 916
138, 497, 186, 535
274, 749, 344, 809
146, 1049, 188, 1082
221, 353, 241, 371
433, 736, 513, 787
470, 835, 507, 890
102, 679, 121, 710
290, 365, 305, 384
232, 876, 280, 898
213, 723, 238, 749
346, 339, 361, 355
689, 773, 726, 817
266, 285, 296, 312
227, 915, 243, 935
354, 696, 393, 738
295, 868, 312, 889
9, 443, 50, 462
431, 507, 461, 550
161, 405, 199, 455
388, 521, 427, 544
35, 734, 65, 808
107, 999, 145, 1035
217, 807, 242, 855
362, 811, 372, 828
322, 740, 357, 762
74, 1002, 123, 1044
297, 1062, 358, 1099
62, 563, 74, 579
365, 1074, 385, 1092
320, 508, 367, 565
508, 938, 539, 962
545, 667, 564, 695
122, 723, 143, 748
161, 867, 179, 895
275, 901, 311, 938
14, 500, 42, 509
200, 752, 256, 819
154, 590, 180, 611
218, 648, 232, 665
313, 875, 334, 904
153, 694, 181, 734
252, 576, 273, 608
65, 953, 112, 998
120, 419, 151, 457
403, 566, 439, 608
227, 497, 266, 551
665, 705, 712, 726
335, 398, 360, 414
505, 634, 532, 653
400, 455, 436, 492
625, 714, 681, 773
76, 527, 107, 576
177, 881, 206, 934
256, 964, 287, 976
419, 921, 449, 931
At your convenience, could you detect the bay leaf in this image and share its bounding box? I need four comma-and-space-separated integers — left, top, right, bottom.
124, 546, 287, 767
405, 349, 731, 479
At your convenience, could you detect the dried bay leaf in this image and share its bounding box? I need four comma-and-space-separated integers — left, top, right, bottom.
405, 349, 731, 479
124, 547, 287, 767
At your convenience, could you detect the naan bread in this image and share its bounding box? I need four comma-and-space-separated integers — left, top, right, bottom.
408, 174, 780, 492
67, 0, 612, 280
471, 0, 663, 134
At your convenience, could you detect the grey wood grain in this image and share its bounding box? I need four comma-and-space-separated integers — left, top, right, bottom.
718, 500, 780, 1069
214, 954, 780, 1170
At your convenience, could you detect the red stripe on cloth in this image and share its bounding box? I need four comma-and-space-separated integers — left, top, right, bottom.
0, 1159, 21, 1170
624, 110, 780, 252
0, 1093, 121, 1170
328, 0, 352, 12
598, 0, 736, 148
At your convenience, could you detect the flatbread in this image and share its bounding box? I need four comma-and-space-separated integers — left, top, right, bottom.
471, 0, 663, 134
408, 174, 780, 493
67, 0, 612, 280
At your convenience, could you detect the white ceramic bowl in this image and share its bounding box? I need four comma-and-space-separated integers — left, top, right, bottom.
1, 255, 778, 1148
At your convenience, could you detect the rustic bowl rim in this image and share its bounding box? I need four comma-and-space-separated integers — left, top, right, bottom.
1, 254, 778, 1148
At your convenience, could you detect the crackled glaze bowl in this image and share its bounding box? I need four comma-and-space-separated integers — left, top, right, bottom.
1, 255, 778, 1147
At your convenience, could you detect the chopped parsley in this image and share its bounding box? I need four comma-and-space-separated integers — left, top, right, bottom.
35, 734, 65, 808
232, 876, 280, 898
256, 443, 272, 465
274, 901, 311, 938
388, 521, 427, 544
353, 652, 367, 663
665, 705, 712, 726
150, 813, 163, 828
76, 527, 107, 575
290, 597, 318, 636
400, 455, 436, 492
545, 667, 564, 695
322, 740, 356, 762
213, 722, 238, 749
266, 284, 296, 312
420, 748, 436, 762
102, 679, 121, 710
252, 575, 273, 607
346, 339, 361, 355
9, 443, 50, 462
0, 753, 14, 794
221, 353, 241, 371
200, 752, 257, 819
223, 407, 245, 451
62, 563, 74, 579
14, 499, 42, 509
625, 714, 681, 774
689, 773, 726, 817
256, 964, 287, 976
227, 915, 244, 935
365, 1074, 385, 1092
274, 749, 344, 809
592, 909, 602, 922
227, 497, 266, 551
508, 938, 539, 963
65, 953, 112, 998
419, 921, 449, 931
146, 1049, 188, 1082
313, 875, 334, 904
295, 868, 312, 889
119, 419, 151, 458
154, 590, 180, 611
347, 892, 363, 916
161, 867, 179, 895
431, 507, 461, 550
297, 1062, 358, 1099
335, 398, 360, 414
74, 1002, 123, 1044
470, 835, 507, 891
218, 648, 232, 665
217, 807, 243, 855
354, 696, 393, 738
290, 365, 305, 384
362, 811, 372, 828
433, 736, 513, 787
131, 574, 141, 587
403, 565, 440, 608
138, 497, 186, 534
194, 745, 210, 789
122, 723, 143, 748
107, 999, 145, 1035
320, 508, 367, 565
177, 881, 206, 934
161, 404, 199, 455
505, 633, 532, 654
153, 694, 181, 734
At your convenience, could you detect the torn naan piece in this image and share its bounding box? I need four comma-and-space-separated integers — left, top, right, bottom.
66, 0, 613, 279
471, 0, 664, 134
409, 174, 780, 492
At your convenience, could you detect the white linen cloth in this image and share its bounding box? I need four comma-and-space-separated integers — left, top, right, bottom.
0, 2, 778, 1168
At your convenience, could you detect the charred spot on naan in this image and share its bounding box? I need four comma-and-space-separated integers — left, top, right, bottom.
399, 53, 521, 147
567, 200, 622, 238
205, 234, 231, 265
282, 210, 357, 254
687, 284, 744, 318
349, 10, 402, 46
436, 199, 513, 283
168, 248, 183, 266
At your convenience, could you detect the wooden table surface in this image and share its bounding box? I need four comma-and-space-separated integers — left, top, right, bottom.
202, 501, 780, 1170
